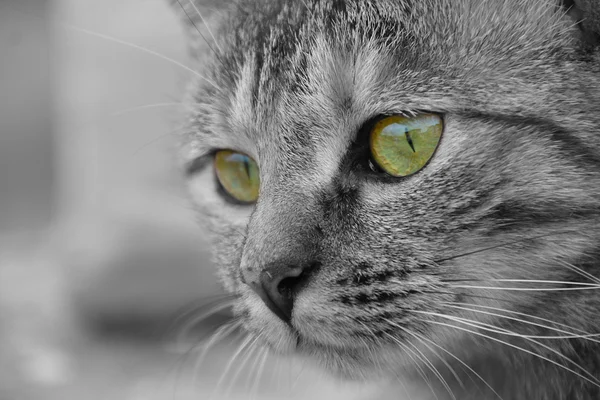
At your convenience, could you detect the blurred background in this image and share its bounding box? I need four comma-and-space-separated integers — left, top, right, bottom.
0, 0, 375, 399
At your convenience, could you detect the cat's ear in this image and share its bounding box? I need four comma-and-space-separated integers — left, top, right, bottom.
562, 0, 600, 47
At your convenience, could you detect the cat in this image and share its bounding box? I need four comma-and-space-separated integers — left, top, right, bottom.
172, 0, 600, 399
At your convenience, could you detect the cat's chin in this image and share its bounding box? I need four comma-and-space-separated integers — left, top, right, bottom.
293, 335, 405, 382
245, 313, 395, 381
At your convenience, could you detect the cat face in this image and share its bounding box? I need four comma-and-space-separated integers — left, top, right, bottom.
179, 0, 600, 383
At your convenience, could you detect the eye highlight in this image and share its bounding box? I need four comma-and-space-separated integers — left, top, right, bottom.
369, 113, 443, 177
214, 150, 260, 203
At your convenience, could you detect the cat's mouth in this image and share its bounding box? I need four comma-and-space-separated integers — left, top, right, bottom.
239, 281, 432, 380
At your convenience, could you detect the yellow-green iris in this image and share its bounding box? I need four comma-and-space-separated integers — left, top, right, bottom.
214, 150, 260, 203
369, 113, 443, 177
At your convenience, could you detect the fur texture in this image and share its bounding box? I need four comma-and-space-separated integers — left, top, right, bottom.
176, 1, 600, 399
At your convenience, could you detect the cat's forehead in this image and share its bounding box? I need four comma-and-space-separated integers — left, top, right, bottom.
209, 0, 569, 90
185, 0, 572, 162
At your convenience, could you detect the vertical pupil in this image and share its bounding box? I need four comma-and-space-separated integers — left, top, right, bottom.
243, 157, 251, 177
404, 127, 416, 153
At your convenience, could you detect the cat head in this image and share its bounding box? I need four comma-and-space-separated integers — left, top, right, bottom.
175, 0, 600, 381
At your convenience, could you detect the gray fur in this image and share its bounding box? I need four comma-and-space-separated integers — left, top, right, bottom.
175, 1, 600, 399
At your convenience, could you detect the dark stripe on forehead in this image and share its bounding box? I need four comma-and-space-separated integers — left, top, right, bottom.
220, 0, 413, 103
222, 1, 343, 99
459, 111, 600, 170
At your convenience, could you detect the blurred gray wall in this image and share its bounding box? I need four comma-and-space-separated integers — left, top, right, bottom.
52, 0, 223, 327
0, 0, 54, 231
0, 0, 223, 331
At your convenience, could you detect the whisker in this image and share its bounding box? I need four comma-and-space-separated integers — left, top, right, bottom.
442, 278, 600, 286
284, 354, 292, 396
223, 334, 262, 398
165, 294, 235, 346
558, 259, 600, 285
476, 279, 600, 286
400, 326, 504, 400
444, 302, 596, 336
174, 318, 239, 396
290, 357, 308, 392
386, 320, 464, 390
416, 313, 600, 388
298, 0, 316, 19
190, 319, 242, 382
435, 229, 600, 264
395, 376, 414, 400
391, 282, 522, 305
354, 319, 403, 374
273, 352, 282, 393
176, 0, 222, 60
420, 318, 600, 390
449, 285, 600, 291
383, 332, 441, 400
131, 128, 187, 156
168, 328, 216, 399
168, 294, 234, 327
61, 24, 220, 90
174, 297, 236, 345
187, 0, 224, 54
429, 310, 599, 342
244, 340, 267, 394
450, 293, 524, 305
407, 338, 457, 400
199, 215, 249, 240
209, 334, 256, 399
250, 346, 269, 400
299, 0, 311, 11
441, 302, 600, 342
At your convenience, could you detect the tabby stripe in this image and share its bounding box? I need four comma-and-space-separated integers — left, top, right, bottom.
460, 112, 600, 170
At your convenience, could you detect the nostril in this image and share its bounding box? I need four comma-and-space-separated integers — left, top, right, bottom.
277, 276, 302, 298
242, 262, 321, 323
243, 262, 320, 323
276, 262, 318, 297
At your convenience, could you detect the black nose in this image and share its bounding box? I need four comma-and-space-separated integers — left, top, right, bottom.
243, 263, 310, 323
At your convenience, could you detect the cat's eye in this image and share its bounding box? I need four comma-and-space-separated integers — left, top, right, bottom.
214, 150, 260, 203
369, 113, 443, 177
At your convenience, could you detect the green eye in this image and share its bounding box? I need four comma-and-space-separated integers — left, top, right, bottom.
214, 150, 260, 203
369, 113, 443, 177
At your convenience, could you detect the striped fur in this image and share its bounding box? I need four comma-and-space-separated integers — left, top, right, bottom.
177, 1, 600, 398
